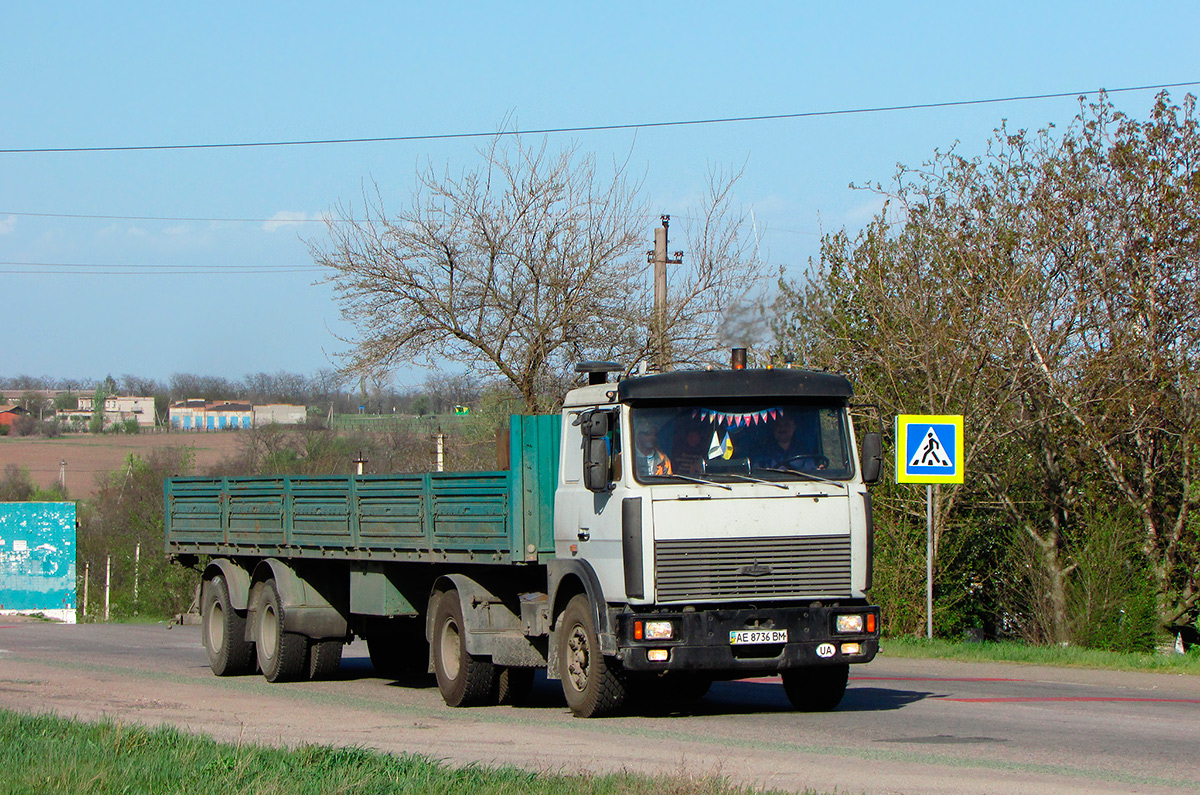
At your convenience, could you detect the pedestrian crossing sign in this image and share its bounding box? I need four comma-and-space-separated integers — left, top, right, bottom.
896, 414, 964, 484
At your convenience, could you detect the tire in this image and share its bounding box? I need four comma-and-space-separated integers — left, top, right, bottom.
367, 619, 429, 680
308, 639, 344, 680
558, 594, 627, 717
431, 591, 498, 707
782, 663, 849, 711
254, 579, 309, 683
201, 575, 256, 676
496, 667, 535, 705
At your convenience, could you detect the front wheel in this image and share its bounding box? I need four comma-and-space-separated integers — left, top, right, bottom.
558, 594, 626, 717
782, 663, 849, 711
431, 591, 497, 707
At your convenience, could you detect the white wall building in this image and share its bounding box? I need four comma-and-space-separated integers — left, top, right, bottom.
254, 404, 308, 426
66, 395, 157, 427
169, 401, 306, 430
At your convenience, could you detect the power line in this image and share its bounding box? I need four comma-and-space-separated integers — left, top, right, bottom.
0, 210, 330, 223
1, 81, 1195, 155
0, 260, 321, 275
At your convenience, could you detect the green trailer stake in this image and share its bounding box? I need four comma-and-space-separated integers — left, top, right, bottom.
167, 359, 884, 717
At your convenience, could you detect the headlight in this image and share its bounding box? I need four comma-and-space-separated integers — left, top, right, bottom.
633, 620, 674, 640
644, 620, 674, 640
835, 614, 864, 633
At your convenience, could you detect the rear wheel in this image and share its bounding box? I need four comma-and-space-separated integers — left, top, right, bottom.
431, 591, 498, 707
201, 575, 255, 676
558, 594, 626, 717
782, 663, 849, 711
308, 639, 344, 680
254, 579, 308, 683
496, 667, 535, 705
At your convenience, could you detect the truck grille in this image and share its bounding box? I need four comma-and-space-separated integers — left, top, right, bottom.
655, 535, 851, 602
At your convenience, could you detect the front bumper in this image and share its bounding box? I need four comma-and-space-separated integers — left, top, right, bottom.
614, 604, 880, 674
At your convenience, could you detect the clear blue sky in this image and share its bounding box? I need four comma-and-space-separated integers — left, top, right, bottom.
2, 2, 1197, 388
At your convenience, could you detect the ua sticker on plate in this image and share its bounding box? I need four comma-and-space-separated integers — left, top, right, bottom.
816, 643, 836, 658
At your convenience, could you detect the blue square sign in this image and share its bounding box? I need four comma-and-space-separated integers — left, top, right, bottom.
896, 414, 964, 484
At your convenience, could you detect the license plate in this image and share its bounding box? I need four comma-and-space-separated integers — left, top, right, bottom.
729, 629, 788, 645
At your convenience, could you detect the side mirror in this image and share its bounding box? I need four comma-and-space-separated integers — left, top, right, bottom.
584, 437, 611, 492
580, 410, 610, 439
861, 432, 882, 484
579, 410, 614, 493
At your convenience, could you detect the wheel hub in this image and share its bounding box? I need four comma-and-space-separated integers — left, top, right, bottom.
440, 617, 462, 680
208, 602, 225, 652
566, 626, 590, 692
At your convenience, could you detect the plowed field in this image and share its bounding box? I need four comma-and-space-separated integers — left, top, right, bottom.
0, 432, 244, 500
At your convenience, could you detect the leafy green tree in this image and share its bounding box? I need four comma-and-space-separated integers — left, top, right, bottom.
774, 91, 1200, 641
81, 449, 196, 619
52, 392, 78, 411
88, 381, 110, 434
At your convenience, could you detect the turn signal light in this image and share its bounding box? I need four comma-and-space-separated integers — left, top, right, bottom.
867, 613, 876, 634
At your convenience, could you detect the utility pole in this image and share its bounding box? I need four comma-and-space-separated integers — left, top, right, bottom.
647, 215, 684, 371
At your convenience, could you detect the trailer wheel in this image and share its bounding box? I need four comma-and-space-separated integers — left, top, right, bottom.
254, 579, 308, 683
496, 666, 535, 705
308, 639, 344, 680
201, 575, 256, 676
558, 594, 626, 717
782, 663, 849, 711
431, 592, 497, 707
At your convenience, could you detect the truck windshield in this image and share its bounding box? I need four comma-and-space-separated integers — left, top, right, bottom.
629, 402, 854, 484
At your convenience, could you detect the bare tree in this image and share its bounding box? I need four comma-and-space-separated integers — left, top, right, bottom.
312, 136, 765, 412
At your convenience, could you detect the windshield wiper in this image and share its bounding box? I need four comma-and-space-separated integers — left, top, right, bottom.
758, 467, 847, 489
659, 473, 733, 490
726, 473, 789, 490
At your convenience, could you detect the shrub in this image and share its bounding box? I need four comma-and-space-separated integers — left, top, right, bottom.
1068, 510, 1160, 653
9, 414, 36, 437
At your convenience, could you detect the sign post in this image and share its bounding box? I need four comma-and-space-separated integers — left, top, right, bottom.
896, 414, 964, 639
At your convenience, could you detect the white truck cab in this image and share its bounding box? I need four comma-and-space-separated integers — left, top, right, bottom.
549, 359, 882, 714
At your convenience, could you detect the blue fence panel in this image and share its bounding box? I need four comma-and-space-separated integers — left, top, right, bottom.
0, 502, 76, 615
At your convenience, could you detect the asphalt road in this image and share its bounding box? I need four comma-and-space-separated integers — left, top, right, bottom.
2, 618, 1200, 794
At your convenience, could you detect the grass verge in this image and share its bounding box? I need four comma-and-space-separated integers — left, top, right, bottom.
880, 635, 1200, 675
0, 709, 812, 795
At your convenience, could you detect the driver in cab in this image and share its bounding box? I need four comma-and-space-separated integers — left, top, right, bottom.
634, 425, 673, 477
757, 413, 825, 471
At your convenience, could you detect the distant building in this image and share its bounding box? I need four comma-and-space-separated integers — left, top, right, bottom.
0, 405, 29, 428
77, 395, 156, 427
169, 401, 306, 430
254, 404, 308, 426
